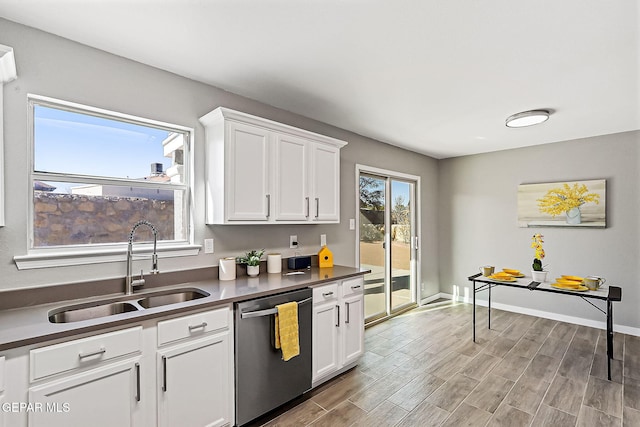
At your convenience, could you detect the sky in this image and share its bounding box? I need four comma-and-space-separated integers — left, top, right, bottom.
34, 105, 172, 189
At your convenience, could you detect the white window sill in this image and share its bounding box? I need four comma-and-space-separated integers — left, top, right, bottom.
14, 244, 201, 270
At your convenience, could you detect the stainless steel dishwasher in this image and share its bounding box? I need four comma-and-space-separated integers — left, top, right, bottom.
234, 288, 312, 426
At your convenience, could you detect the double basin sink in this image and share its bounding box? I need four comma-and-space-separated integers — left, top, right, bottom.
48, 288, 210, 324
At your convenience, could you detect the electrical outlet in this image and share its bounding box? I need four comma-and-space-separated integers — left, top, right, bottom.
320, 234, 326, 246
349, 219, 355, 230
290, 235, 298, 249
204, 238, 214, 254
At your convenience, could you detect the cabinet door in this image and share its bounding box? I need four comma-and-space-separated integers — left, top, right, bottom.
157, 333, 231, 427
342, 292, 365, 366
0, 355, 3, 427
310, 143, 340, 222
28, 358, 142, 427
312, 301, 340, 381
226, 121, 270, 221
273, 133, 310, 221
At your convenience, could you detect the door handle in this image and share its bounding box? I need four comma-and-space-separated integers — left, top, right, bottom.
135, 362, 141, 402
188, 322, 208, 332
162, 356, 167, 392
345, 302, 350, 324
266, 194, 271, 218
240, 297, 312, 319
78, 347, 106, 359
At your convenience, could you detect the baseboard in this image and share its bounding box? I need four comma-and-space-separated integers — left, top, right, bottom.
453, 295, 640, 337
420, 292, 455, 306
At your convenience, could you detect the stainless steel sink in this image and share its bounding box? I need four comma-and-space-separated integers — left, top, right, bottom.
138, 289, 209, 309
48, 287, 210, 323
49, 301, 139, 323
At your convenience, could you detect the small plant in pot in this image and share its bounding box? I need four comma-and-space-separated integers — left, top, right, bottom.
530, 233, 548, 282
237, 249, 265, 277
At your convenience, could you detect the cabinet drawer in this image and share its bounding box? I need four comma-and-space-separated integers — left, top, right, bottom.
30, 326, 142, 381
341, 277, 364, 297
157, 307, 229, 346
313, 283, 339, 303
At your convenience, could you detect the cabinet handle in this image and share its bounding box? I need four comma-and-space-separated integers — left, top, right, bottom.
315, 198, 320, 219
351, 285, 361, 290
162, 356, 167, 392
336, 305, 340, 327
322, 291, 334, 297
135, 363, 141, 402
188, 322, 208, 331
266, 194, 271, 218
305, 197, 310, 218
345, 302, 350, 324
78, 347, 106, 359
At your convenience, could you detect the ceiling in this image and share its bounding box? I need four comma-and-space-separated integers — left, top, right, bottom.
1, 1, 638, 158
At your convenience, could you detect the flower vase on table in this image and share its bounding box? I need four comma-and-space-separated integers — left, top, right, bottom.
531, 270, 548, 282
531, 233, 548, 282
246, 265, 260, 277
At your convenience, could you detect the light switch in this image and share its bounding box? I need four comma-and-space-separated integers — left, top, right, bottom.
349, 219, 355, 230
320, 234, 327, 246
290, 235, 298, 249
204, 238, 214, 254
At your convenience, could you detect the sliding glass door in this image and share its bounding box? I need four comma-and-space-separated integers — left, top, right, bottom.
358, 168, 418, 323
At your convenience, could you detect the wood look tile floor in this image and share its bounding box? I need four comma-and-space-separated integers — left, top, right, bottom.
250, 303, 638, 427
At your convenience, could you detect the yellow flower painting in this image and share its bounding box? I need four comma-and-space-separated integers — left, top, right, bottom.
517, 179, 606, 228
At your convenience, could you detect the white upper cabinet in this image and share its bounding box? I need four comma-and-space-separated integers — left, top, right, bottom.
311, 143, 341, 222
200, 107, 347, 224
225, 122, 270, 221
273, 133, 310, 221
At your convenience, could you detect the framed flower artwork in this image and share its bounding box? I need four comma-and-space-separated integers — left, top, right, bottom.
517, 179, 606, 228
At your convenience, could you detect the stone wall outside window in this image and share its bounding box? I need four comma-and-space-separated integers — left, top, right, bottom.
34, 192, 174, 247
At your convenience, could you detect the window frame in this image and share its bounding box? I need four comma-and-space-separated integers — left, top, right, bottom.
14, 94, 198, 270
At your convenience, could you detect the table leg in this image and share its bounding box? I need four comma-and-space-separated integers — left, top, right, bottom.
473, 280, 476, 342
488, 284, 492, 330
607, 299, 613, 381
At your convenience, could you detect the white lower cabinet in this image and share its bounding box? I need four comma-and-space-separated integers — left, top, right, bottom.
312, 278, 364, 385
27, 326, 144, 427
28, 357, 143, 427
0, 355, 5, 427
155, 307, 233, 427
312, 293, 340, 380
1, 304, 234, 427
342, 289, 365, 367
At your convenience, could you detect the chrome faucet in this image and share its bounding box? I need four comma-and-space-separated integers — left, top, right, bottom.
126, 220, 160, 295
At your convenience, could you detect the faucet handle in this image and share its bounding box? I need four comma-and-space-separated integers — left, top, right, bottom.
131, 269, 146, 288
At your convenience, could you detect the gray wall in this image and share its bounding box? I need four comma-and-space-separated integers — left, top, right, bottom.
438, 131, 640, 330
0, 19, 439, 299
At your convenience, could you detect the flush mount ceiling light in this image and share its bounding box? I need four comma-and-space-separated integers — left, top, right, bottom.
505, 110, 550, 128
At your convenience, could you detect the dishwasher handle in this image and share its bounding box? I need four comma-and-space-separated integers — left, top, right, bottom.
240, 297, 312, 319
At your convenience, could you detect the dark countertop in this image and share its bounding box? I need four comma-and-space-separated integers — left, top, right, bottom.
0, 265, 368, 351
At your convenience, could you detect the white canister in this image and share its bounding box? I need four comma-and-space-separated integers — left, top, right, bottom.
219, 257, 237, 281
267, 253, 282, 274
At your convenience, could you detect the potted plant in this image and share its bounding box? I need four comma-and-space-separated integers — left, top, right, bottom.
530, 233, 548, 282
237, 249, 265, 277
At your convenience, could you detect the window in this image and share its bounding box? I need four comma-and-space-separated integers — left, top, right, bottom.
26, 95, 192, 258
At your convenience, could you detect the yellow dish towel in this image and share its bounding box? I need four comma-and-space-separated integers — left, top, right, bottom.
274, 301, 300, 361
